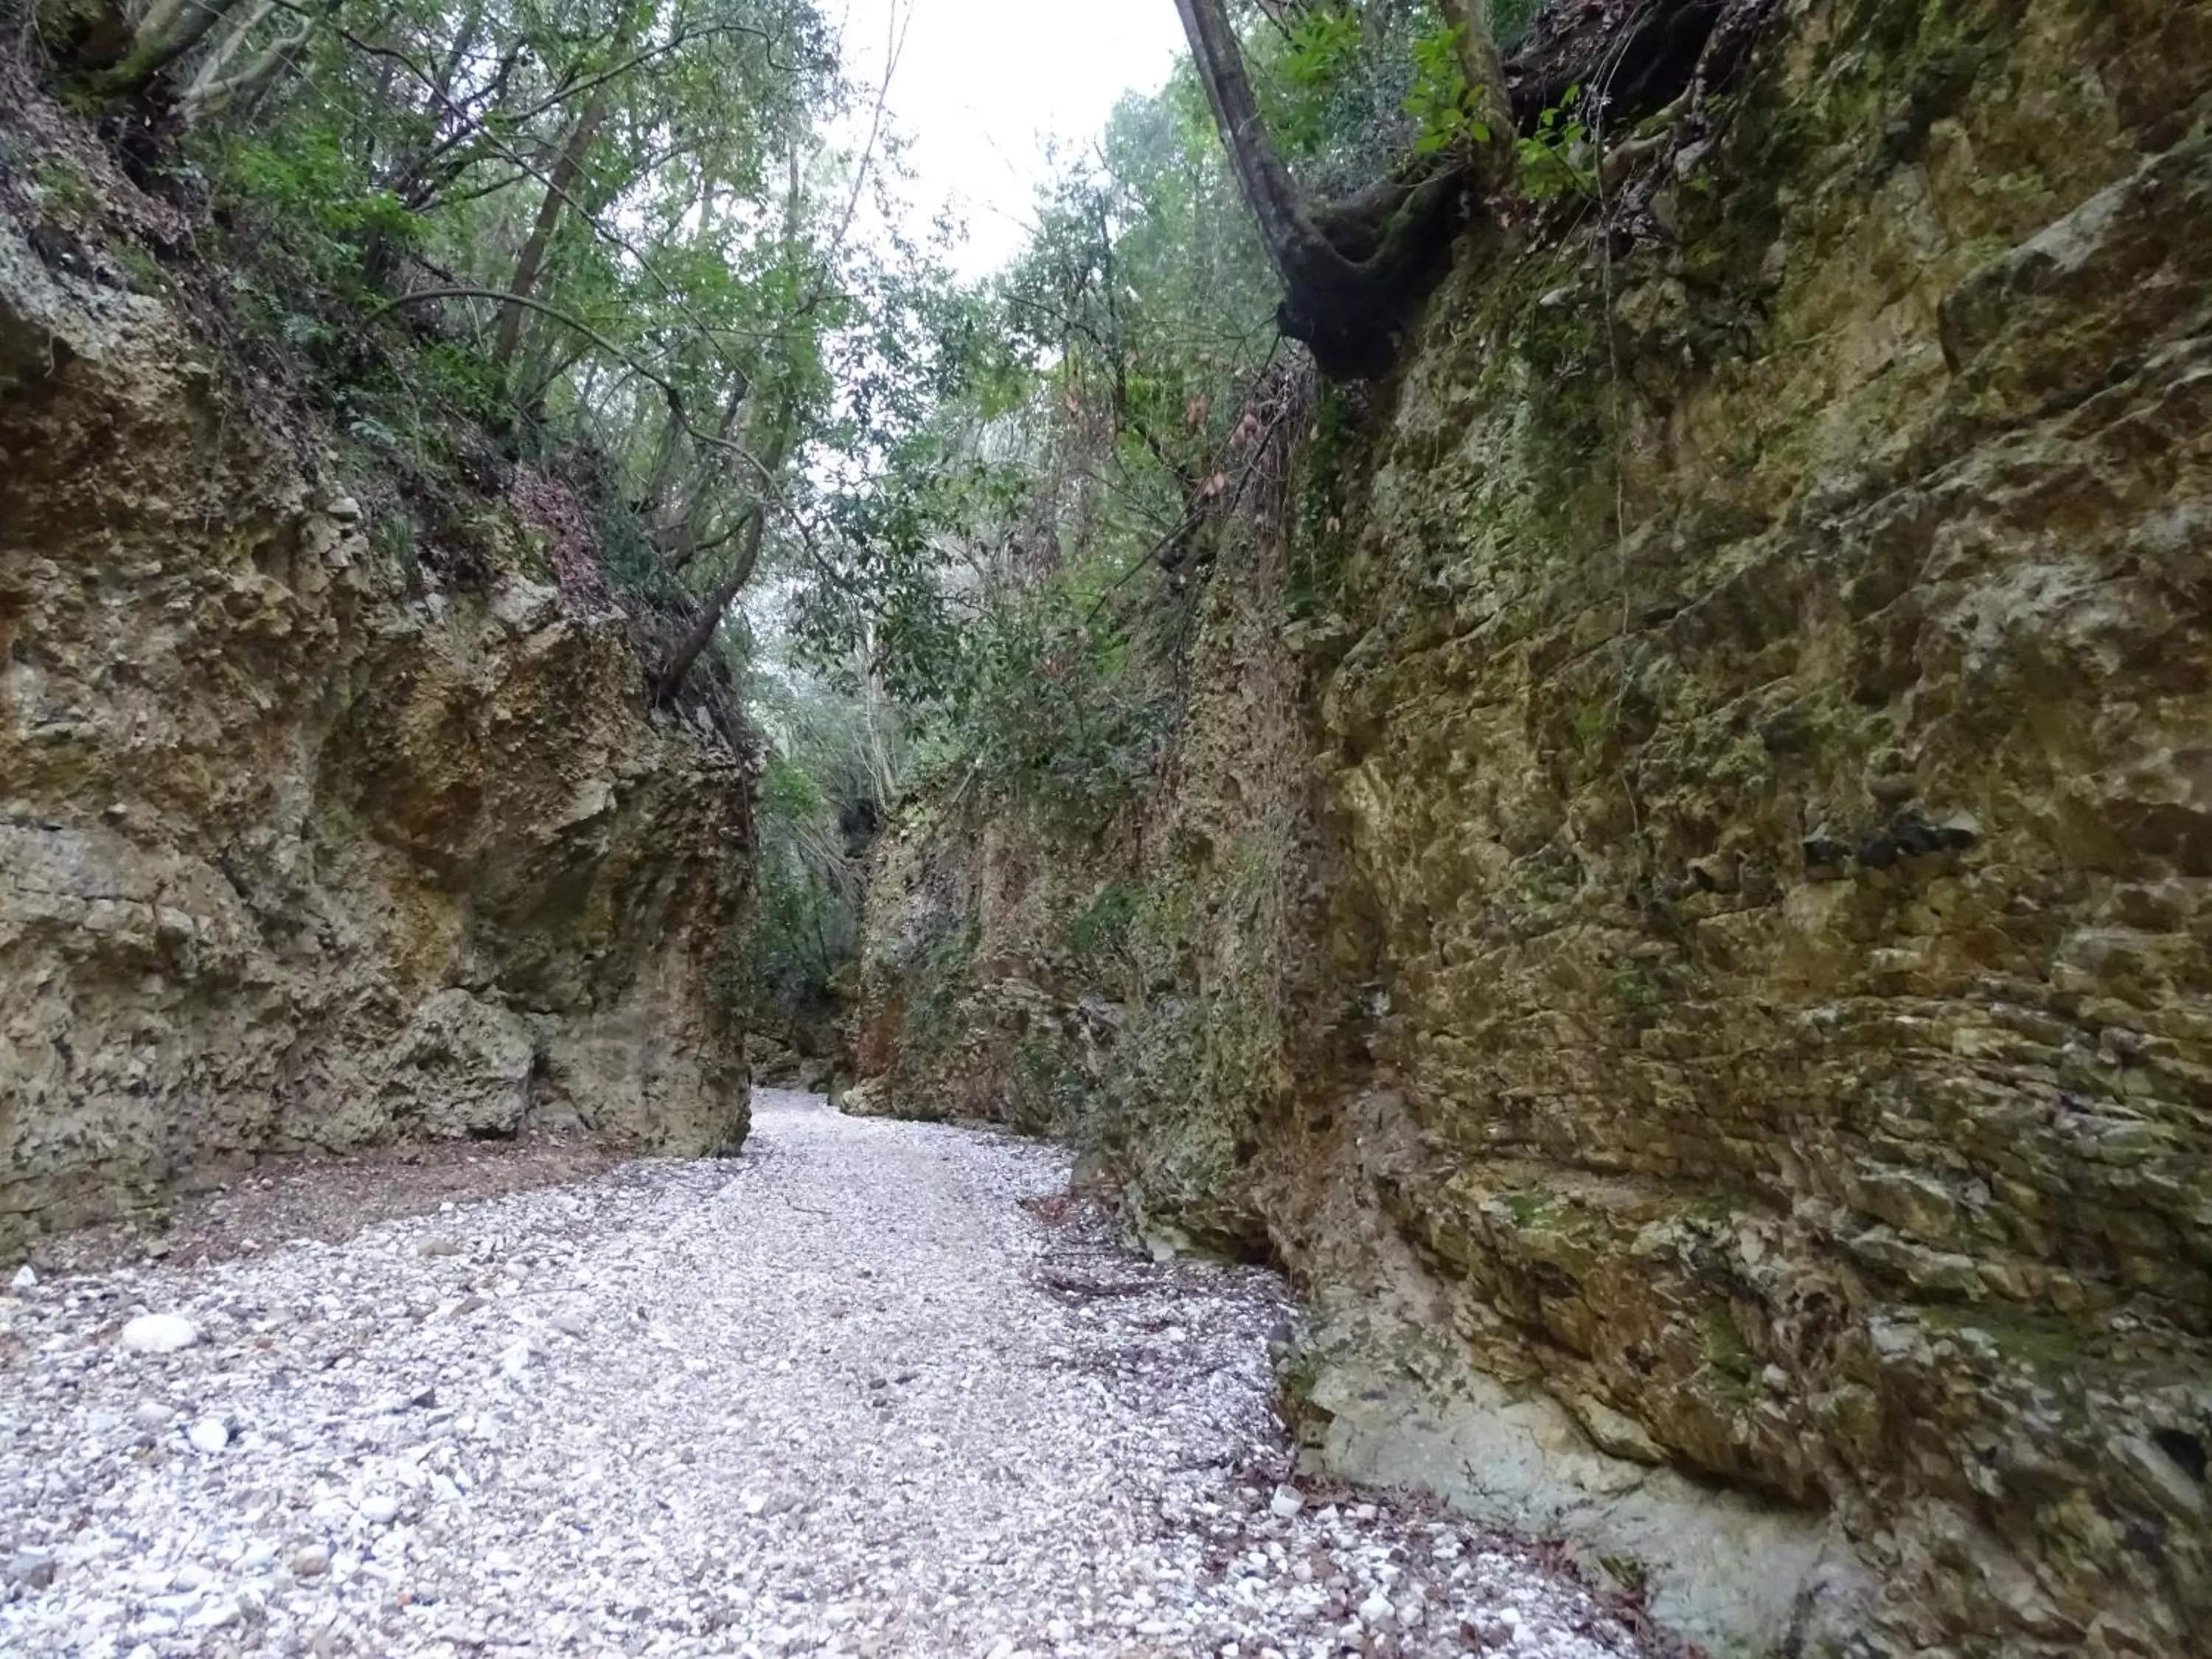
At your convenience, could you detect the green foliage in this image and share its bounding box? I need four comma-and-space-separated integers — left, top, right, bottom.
1236, 1, 1571, 187
1274, 5, 1367, 153
1608, 965, 1661, 1013
1517, 86, 1599, 201
763, 753, 827, 818
1494, 0, 1546, 49
793, 69, 1279, 846
1247, 0, 1422, 187
1405, 24, 1491, 155
369, 510, 420, 577
1237, 0, 1544, 187
1282, 5, 1365, 88
948, 591, 1170, 839
742, 649, 889, 1040
1069, 880, 1144, 962
29, 154, 97, 217
219, 128, 418, 262
417, 344, 509, 427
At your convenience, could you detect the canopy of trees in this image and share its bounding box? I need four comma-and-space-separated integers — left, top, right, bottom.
29, 0, 979, 717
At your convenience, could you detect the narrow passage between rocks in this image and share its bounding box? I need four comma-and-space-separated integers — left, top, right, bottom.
2, 1093, 1655, 1658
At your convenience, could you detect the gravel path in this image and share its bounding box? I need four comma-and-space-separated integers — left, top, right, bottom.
1, 1091, 1655, 1658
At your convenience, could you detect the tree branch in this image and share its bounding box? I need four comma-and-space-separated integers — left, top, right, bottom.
372, 286, 716, 450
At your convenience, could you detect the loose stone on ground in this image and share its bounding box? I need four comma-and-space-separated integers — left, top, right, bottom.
0, 1091, 1655, 1657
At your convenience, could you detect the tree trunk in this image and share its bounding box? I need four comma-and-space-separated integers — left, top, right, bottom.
1433, 0, 1517, 190
1170, 0, 1357, 299
652, 371, 753, 559
1171, 0, 1467, 378
96, 0, 246, 97
651, 504, 764, 705
181, 0, 273, 94
651, 397, 796, 704
427, 0, 487, 116
490, 85, 614, 370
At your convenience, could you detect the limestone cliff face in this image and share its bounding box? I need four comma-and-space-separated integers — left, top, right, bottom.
852, 1, 2212, 1653
1, 176, 751, 1247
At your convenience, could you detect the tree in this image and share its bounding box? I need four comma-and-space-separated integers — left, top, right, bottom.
490, 48, 625, 371
176, 0, 316, 122
1171, 0, 1478, 377
85, 0, 251, 100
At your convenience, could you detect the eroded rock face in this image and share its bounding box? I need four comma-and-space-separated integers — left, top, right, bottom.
0, 212, 751, 1248
852, 1, 2212, 1652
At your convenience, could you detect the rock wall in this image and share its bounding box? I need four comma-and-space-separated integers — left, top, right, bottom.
1, 159, 751, 1249
851, 1, 2212, 1653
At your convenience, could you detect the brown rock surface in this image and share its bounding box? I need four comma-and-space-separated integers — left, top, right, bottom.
1, 190, 750, 1249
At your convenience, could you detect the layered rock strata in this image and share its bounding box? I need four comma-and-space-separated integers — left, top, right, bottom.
851, 1, 2212, 1651
1, 187, 751, 1248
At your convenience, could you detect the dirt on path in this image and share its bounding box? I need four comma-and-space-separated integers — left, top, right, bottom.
0, 1090, 1659, 1658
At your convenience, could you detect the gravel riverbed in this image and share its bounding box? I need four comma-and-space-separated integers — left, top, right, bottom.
1, 1091, 1656, 1658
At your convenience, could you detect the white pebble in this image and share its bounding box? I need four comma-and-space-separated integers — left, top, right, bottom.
187, 1599, 241, 1630
187, 1417, 229, 1453
119, 1314, 201, 1354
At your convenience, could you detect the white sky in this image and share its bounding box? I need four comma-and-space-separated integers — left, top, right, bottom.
835, 0, 1188, 279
